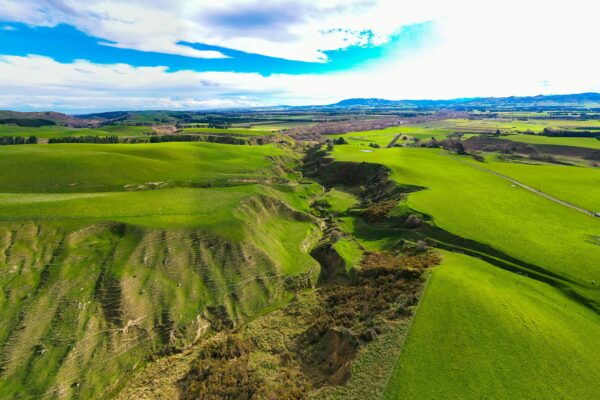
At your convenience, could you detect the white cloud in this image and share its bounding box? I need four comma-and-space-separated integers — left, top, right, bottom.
0, 0, 435, 61
0, 0, 599, 110
1, 45, 599, 113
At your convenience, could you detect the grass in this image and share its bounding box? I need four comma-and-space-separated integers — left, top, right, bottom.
0, 124, 150, 138
0, 142, 286, 193
181, 127, 276, 136
321, 188, 359, 213
0, 139, 320, 398
503, 133, 600, 149
0, 187, 254, 232
332, 237, 363, 271
331, 145, 600, 302
429, 118, 600, 134
329, 124, 454, 147
475, 156, 600, 212
384, 251, 600, 399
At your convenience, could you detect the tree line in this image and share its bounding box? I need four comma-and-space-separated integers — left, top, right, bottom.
0, 118, 56, 127
539, 128, 600, 138
149, 134, 247, 145
48, 135, 119, 143
0, 136, 38, 145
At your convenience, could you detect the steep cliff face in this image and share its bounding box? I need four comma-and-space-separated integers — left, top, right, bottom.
0, 194, 320, 399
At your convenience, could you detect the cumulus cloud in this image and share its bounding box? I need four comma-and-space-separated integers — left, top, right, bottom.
0, 0, 598, 110
2, 45, 599, 113
0, 0, 434, 61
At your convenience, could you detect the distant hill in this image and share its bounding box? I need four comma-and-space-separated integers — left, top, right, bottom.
329, 93, 600, 109
334, 98, 401, 107
0, 110, 101, 127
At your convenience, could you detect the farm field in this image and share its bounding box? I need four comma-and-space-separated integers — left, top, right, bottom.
502, 133, 600, 149
473, 157, 600, 212
181, 127, 277, 136
383, 251, 600, 400
324, 141, 600, 400
430, 118, 600, 134
0, 124, 150, 138
0, 142, 288, 192
329, 124, 454, 146
331, 145, 600, 302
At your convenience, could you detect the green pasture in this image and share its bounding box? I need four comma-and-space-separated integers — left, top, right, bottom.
431, 118, 600, 134
329, 124, 453, 147
0, 124, 150, 138
0, 142, 287, 193
181, 127, 276, 136
384, 251, 600, 399
476, 157, 600, 212
502, 133, 600, 149
331, 145, 600, 299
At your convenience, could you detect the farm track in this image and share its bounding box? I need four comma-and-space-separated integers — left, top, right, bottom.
450, 155, 599, 217
387, 134, 402, 148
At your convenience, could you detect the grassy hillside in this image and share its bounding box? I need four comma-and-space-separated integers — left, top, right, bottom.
0, 140, 321, 398
476, 157, 600, 212
324, 142, 600, 400
332, 146, 600, 295
0, 124, 150, 138
384, 251, 600, 399
0, 142, 286, 193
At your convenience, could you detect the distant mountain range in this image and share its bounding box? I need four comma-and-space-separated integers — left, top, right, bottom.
328, 93, 600, 109
2, 93, 600, 124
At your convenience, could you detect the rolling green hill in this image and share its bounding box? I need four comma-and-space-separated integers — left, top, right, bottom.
328, 143, 600, 399
0, 142, 287, 193
1, 113, 599, 399
384, 251, 600, 399
0, 140, 322, 398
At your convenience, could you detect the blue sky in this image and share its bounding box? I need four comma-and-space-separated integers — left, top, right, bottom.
0, 22, 431, 75
0, 0, 599, 112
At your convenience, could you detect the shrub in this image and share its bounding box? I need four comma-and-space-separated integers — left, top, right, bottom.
362, 200, 397, 223
415, 240, 428, 252
330, 230, 343, 243
404, 214, 422, 229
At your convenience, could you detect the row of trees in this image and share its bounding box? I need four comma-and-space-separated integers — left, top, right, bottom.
0, 118, 55, 127
0, 136, 38, 145
48, 135, 119, 143
540, 128, 600, 138
149, 134, 247, 145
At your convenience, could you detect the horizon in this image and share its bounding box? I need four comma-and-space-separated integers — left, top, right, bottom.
3, 91, 599, 116
1, 0, 599, 112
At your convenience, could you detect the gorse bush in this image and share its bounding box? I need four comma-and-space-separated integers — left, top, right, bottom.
180, 335, 308, 400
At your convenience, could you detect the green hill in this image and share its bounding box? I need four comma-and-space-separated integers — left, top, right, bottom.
0, 141, 322, 398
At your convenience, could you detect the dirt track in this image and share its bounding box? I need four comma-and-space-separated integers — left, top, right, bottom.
451, 155, 599, 218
